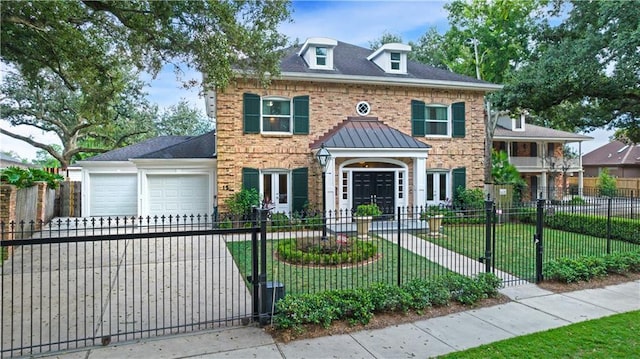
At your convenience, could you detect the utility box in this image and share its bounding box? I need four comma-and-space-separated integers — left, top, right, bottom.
261, 281, 285, 317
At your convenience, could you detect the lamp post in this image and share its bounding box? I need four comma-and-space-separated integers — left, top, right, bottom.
316, 143, 331, 241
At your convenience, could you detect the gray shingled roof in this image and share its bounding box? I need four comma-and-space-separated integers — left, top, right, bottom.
280, 41, 494, 86
583, 141, 640, 166
494, 124, 592, 142
311, 117, 431, 150
81, 131, 216, 162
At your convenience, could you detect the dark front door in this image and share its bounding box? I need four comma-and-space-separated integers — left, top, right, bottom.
352, 171, 395, 214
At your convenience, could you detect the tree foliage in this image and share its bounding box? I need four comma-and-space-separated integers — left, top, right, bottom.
0, 69, 157, 169
155, 100, 214, 136
1, 1, 292, 94
497, 0, 640, 142
368, 31, 403, 50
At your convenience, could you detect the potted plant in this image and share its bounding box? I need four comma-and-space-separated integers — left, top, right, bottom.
420, 205, 447, 236
354, 203, 382, 236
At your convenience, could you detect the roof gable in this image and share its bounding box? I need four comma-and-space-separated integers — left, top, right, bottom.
493, 123, 592, 142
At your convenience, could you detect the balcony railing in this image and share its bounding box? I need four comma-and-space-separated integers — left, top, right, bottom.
509, 156, 581, 170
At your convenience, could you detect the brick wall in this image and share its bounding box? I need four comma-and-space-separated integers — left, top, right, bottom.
215, 79, 487, 208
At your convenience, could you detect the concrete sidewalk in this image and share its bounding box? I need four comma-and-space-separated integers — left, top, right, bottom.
37, 280, 639, 359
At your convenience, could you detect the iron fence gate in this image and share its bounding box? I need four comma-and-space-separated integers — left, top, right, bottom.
1, 216, 264, 358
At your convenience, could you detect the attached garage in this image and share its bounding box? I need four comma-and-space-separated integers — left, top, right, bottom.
147, 174, 210, 216
89, 173, 137, 216
79, 131, 217, 218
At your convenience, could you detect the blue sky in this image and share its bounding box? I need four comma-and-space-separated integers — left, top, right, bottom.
0, 0, 611, 160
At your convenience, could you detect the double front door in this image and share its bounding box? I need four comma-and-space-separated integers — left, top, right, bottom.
352, 171, 395, 214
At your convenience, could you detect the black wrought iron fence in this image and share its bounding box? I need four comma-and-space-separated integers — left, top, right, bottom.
2, 198, 639, 357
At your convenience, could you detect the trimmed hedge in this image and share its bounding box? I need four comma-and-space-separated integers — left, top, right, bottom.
519, 210, 639, 244
273, 273, 503, 330
545, 212, 640, 244
276, 238, 378, 265
543, 251, 640, 283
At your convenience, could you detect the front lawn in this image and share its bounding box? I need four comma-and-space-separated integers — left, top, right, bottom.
419, 224, 640, 281
227, 236, 455, 295
442, 310, 640, 358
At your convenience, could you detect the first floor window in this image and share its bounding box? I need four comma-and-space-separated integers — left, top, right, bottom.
426, 171, 449, 203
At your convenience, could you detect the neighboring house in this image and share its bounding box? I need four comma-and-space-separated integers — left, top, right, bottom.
0, 153, 35, 169
77, 131, 216, 217
207, 37, 502, 215
582, 141, 640, 178
493, 114, 592, 201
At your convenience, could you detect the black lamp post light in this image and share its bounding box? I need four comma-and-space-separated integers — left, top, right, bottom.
316, 143, 331, 241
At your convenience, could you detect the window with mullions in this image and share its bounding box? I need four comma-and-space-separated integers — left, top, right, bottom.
263, 99, 291, 132
425, 106, 449, 136
390, 52, 401, 70
316, 47, 327, 66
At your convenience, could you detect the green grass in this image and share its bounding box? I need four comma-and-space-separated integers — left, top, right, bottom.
441, 311, 640, 358
419, 224, 640, 281
227, 236, 454, 295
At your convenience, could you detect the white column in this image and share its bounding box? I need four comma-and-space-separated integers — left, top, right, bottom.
578, 142, 584, 196
540, 173, 548, 200
325, 157, 336, 215
414, 157, 426, 212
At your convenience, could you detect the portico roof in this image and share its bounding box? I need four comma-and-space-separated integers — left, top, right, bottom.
310, 117, 431, 150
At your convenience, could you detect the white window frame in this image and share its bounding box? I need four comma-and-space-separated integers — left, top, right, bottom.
426, 170, 451, 206
261, 96, 292, 134
390, 52, 401, 70
315, 46, 327, 66
424, 104, 451, 137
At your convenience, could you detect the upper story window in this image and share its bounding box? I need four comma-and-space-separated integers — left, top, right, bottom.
315, 47, 327, 66
390, 52, 401, 70
411, 100, 466, 138
298, 37, 337, 70
263, 98, 291, 132
243, 93, 309, 135
367, 43, 411, 74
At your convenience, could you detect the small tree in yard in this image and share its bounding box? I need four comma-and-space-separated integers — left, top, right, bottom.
597, 169, 617, 197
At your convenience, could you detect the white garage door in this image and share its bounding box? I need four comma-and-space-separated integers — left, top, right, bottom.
89, 173, 137, 216
147, 175, 210, 216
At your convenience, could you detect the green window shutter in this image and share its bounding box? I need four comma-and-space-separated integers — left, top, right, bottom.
452, 102, 466, 138
411, 100, 425, 136
293, 96, 309, 134
291, 167, 308, 213
242, 167, 259, 192
451, 167, 466, 205
243, 93, 260, 134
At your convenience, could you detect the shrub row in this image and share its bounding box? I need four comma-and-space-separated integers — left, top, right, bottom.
543, 251, 640, 283
276, 238, 377, 265
518, 210, 639, 244
272, 273, 502, 330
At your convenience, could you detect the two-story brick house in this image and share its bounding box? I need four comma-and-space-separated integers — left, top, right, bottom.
210, 37, 501, 215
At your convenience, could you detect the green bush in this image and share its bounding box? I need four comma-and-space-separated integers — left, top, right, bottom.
568, 196, 586, 205
453, 187, 485, 210
224, 188, 259, 218
596, 169, 617, 197
544, 212, 640, 244
273, 273, 502, 330
0, 166, 64, 189
269, 212, 290, 228
276, 238, 378, 265
354, 203, 382, 216
544, 251, 640, 283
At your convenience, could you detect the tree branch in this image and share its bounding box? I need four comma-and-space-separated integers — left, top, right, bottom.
0, 127, 65, 165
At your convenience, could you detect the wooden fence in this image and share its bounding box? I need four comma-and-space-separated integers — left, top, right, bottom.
568, 177, 640, 193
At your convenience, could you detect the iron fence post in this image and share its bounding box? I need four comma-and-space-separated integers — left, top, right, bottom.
397, 207, 401, 286
631, 190, 635, 219
607, 197, 612, 254
483, 198, 493, 273
251, 210, 260, 321
257, 208, 269, 323
535, 198, 545, 283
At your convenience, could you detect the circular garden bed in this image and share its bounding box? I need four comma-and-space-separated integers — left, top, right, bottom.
276, 235, 378, 266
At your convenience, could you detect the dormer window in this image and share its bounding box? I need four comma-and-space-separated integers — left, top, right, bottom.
367, 43, 411, 74
390, 52, 401, 70
316, 47, 327, 66
513, 114, 525, 131
298, 37, 338, 70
